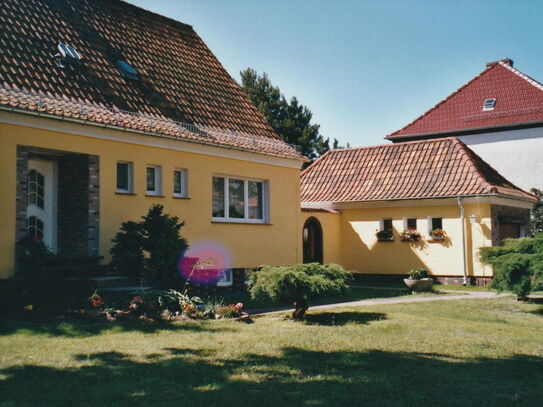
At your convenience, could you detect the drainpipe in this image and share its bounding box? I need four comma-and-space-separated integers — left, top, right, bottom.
456, 197, 469, 286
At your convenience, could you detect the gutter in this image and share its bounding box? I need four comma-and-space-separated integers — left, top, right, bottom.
0, 105, 306, 163
385, 119, 543, 141
456, 197, 469, 286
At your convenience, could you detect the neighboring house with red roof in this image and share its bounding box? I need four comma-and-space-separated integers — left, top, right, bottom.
301, 138, 537, 284
387, 59, 543, 191
0, 0, 305, 282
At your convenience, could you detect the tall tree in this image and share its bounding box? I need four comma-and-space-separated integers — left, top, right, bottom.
240, 68, 346, 162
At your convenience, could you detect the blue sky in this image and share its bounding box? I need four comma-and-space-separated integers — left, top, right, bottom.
127, 0, 543, 147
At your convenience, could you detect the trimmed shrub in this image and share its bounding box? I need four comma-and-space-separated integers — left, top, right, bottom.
480, 233, 543, 299
250, 263, 351, 320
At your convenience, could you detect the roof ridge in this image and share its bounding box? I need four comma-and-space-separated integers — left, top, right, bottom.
115, 0, 194, 30
498, 61, 543, 92
386, 63, 500, 138
320, 136, 458, 155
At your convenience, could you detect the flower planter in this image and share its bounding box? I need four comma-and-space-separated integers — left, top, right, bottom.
403, 277, 433, 292
430, 235, 444, 241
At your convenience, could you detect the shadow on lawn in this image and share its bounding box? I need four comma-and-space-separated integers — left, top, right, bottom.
303, 311, 386, 326
1, 347, 542, 406
0, 319, 236, 337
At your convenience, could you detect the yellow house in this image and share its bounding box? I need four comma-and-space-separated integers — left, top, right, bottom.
0, 0, 305, 283
300, 138, 537, 285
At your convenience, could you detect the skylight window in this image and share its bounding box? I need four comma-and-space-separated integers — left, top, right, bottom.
483, 98, 496, 111
55, 42, 82, 68
116, 60, 139, 81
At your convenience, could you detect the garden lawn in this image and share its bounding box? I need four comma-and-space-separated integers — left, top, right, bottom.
1, 297, 543, 406
238, 285, 418, 310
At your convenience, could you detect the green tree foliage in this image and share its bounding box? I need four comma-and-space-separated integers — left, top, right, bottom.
479, 234, 543, 299
110, 221, 144, 283
110, 205, 188, 288
240, 68, 348, 162
530, 188, 543, 234
250, 263, 352, 320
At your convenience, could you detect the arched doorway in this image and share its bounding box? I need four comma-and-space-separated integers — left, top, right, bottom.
303, 217, 323, 263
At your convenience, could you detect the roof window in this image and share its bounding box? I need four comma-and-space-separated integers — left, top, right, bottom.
482, 98, 496, 111
55, 42, 82, 68
116, 60, 139, 81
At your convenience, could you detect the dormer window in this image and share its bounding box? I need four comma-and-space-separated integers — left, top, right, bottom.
483, 98, 496, 111
55, 42, 82, 68
116, 60, 139, 80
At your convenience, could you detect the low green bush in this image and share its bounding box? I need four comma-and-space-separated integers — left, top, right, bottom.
250, 263, 352, 320
480, 233, 543, 299
408, 268, 428, 280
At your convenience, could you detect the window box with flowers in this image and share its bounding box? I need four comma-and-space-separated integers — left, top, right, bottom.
429, 228, 446, 241
375, 229, 393, 242
400, 228, 422, 242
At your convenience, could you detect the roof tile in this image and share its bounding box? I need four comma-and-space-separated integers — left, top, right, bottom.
301, 137, 537, 203
0, 0, 301, 159
387, 61, 543, 140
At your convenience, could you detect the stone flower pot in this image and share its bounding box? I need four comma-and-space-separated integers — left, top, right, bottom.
403, 277, 433, 292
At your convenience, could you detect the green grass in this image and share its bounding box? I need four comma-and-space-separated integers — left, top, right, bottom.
1, 296, 542, 406
238, 285, 433, 310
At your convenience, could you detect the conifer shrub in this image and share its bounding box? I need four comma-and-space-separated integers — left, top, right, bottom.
479, 233, 543, 300
110, 205, 188, 288
250, 263, 352, 320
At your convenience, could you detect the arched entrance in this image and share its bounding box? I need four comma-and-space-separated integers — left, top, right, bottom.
303, 217, 323, 263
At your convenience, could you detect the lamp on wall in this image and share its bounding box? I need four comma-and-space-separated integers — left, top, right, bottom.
469, 214, 476, 225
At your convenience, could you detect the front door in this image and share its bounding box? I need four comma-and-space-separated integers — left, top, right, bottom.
303, 217, 323, 263
26, 159, 57, 253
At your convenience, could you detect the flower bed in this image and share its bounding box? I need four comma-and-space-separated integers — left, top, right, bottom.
77, 290, 250, 323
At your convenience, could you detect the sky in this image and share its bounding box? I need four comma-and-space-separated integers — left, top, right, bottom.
127, 0, 543, 148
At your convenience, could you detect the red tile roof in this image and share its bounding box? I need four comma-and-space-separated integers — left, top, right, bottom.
0, 0, 302, 159
387, 60, 543, 140
301, 137, 537, 203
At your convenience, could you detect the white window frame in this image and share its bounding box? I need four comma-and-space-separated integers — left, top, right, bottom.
379, 218, 393, 232
173, 168, 189, 198
146, 165, 162, 196
116, 161, 134, 193
427, 216, 443, 234
212, 175, 269, 224
216, 269, 233, 287
403, 217, 418, 230
378, 218, 394, 240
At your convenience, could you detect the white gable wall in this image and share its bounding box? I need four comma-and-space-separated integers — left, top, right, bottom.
458, 127, 543, 191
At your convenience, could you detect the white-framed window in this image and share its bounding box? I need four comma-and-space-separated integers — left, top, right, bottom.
173, 168, 188, 198
212, 175, 268, 223
379, 218, 393, 232
116, 161, 134, 193
403, 217, 417, 230
217, 269, 233, 287
428, 217, 443, 233
377, 218, 394, 240
146, 165, 162, 196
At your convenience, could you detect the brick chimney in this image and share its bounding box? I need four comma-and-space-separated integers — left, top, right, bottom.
486, 58, 514, 68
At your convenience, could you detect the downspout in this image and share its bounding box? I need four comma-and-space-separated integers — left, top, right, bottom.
456, 197, 469, 286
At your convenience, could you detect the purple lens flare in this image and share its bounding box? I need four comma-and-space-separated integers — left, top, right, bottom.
178, 241, 232, 283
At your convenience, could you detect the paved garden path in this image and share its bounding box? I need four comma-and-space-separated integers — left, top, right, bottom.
248, 290, 511, 316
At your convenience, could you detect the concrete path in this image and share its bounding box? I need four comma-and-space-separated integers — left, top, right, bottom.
248, 290, 511, 316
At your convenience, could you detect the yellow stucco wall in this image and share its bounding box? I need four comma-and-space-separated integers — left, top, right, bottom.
302, 203, 493, 278
0, 121, 302, 278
